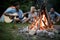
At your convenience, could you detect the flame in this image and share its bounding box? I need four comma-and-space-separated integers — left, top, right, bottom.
29, 11, 53, 31
40, 14, 48, 30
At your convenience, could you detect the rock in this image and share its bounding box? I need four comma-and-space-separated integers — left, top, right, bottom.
43, 30, 48, 33
23, 26, 29, 32
18, 26, 29, 33
36, 30, 43, 34
29, 30, 36, 35
53, 29, 59, 34
18, 28, 23, 33
48, 32, 55, 38
18, 26, 58, 39
36, 30, 48, 37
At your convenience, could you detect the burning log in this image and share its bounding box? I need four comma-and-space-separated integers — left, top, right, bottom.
42, 20, 48, 29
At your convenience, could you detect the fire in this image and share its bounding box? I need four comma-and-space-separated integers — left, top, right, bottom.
40, 13, 48, 30
28, 10, 53, 31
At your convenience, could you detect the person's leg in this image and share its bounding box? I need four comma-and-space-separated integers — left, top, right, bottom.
56, 16, 60, 22
11, 17, 21, 23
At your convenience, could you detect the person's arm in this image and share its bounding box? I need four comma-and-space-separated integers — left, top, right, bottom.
55, 12, 60, 22
3, 13, 9, 16
4, 12, 14, 17
23, 13, 28, 17
3, 8, 14, 16
55, 12, 60, 16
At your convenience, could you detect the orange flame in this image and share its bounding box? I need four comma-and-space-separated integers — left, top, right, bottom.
29, 11, 53, 31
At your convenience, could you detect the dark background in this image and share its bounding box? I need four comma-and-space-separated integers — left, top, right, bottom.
0, 0, 60, 17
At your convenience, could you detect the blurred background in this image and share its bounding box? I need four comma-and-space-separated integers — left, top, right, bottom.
0, 0, 60, 14
0, 0, 60, 40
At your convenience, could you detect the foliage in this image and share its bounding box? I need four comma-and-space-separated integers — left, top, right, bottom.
1, 0, 60, 13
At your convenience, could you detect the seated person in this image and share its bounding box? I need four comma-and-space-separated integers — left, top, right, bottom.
4, 2, 27, 23
26, 6, 38, 23
0, 14, 4, 22
49, 8, 60, 24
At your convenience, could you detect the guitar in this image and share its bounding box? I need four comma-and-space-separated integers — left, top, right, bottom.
3, 13, 18, 23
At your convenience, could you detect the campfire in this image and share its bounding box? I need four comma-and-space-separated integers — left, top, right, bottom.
26, 2, 57, 36
18, 0, 59, 39
28, 4, 53, 32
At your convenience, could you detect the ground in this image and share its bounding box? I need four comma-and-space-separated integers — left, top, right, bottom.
0, 22, 60, 40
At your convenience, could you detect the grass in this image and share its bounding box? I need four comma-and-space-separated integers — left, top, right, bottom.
0, 22, 30, 40
0, 22, 60, 40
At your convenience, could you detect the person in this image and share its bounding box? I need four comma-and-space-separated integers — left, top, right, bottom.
26, 6, 38, 23
0, 15, 4, 22
4, 2, 27, 23
49, 8, 60, 24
